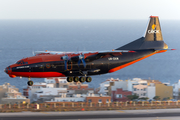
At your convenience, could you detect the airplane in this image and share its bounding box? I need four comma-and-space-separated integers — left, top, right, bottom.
5, 16, 171, 86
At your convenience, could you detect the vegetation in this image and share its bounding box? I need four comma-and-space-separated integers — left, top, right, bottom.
153, 96, 160, 100
162, 97, 171, 101
139, 97, 149, 100
127, 94, 139, 100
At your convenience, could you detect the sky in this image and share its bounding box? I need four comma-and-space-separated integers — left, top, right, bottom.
0, 0, 179, 20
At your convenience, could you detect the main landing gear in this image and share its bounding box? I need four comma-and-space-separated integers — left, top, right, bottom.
67, 76, 92, 83
27, 78, 33, 86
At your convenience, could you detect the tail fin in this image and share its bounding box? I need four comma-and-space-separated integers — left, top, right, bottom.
116, 16, 168, 50
145, 16, 163, 41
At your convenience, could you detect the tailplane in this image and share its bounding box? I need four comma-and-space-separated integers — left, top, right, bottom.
116, 16, 168, 50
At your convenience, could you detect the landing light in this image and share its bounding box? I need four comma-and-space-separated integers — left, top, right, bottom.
9, 75, 16, 78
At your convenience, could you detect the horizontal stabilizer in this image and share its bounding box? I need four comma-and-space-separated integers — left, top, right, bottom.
116, 37, 165, 50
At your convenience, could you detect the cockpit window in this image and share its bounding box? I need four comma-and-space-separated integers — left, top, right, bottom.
16, 60, 28, 65
16, 61, 21, 64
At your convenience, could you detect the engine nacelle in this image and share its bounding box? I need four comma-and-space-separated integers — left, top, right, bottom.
71, 56, 79, 62
61, 55, 69, 60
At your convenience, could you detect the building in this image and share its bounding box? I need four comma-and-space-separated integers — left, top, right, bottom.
47, 82, 97, 102
155, 83, 173, 100
46, 93, 111, 103
0, 83, 30, 104
172, 80, 180, 99
146, 83, 156, 100
98, 78, 163, 100
23, 77, 97, 103
32, 87, 67, 103
45, 77, 69, 88
51, 94, 86, 102
67, 82, 94, 96
23, 77, 70, 102
86, 94, 111, 103
111, 88, 132, 102
98, 78, 128, 96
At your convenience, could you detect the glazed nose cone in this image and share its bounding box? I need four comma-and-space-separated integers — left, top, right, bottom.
4, 66, 10, 74
4, 66, 16, 78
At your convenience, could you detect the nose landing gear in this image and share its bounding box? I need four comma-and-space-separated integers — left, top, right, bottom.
27, 78, 33, 86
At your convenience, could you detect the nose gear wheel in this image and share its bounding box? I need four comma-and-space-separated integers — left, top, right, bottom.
27, 81, 33, 86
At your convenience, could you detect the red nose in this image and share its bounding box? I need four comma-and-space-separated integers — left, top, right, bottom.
4, 66, 16, 78
4, 66, 10, 74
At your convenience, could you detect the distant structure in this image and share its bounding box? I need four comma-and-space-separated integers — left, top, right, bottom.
172, 80, 180, 99
111, 88, 132, 102
22, 77, 174, 103
0, 83, 30, 104
156, 83, 173, 100
23, 77, 68, 103
97, 78, 173, 101
23, 77, 111, 103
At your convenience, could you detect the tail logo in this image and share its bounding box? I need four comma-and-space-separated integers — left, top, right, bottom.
148, 24, 159, 34
152, 24, 156, 30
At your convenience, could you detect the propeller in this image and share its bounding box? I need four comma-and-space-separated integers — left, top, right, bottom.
61, 53, 87, 70
78, 54, 86, 68
61, 55, 70, 70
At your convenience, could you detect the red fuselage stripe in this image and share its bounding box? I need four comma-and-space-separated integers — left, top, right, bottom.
10, 72, 66, 78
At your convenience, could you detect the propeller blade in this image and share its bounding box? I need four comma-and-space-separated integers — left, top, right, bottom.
78, 60, 81, 67
64, 60, 67, 70
77, 53, 86, 68
81, 58, 86, 68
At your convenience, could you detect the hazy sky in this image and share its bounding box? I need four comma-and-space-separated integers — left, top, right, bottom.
0, 0, 179, 20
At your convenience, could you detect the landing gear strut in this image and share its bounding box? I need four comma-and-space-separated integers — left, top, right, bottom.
67, 76, 92, 83
27, 78, 33, 86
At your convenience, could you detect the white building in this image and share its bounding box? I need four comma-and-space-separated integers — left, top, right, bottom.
24, 77, 69, 102
128, 78, 156, 99
32, 87, 67, 102
147, 83, 156, 99
48, 93, 109, 103
98, 78, 156, 100
51, 94, 86, 102
24, 77, 95, 103
0, 83, 30, 104
111, 80, 128, 91
98, 78, 125, 95
172, 80, 180, 99
28, 82, 46, 102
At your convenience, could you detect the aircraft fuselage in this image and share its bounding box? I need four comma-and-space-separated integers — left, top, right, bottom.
5, 49, 165, 78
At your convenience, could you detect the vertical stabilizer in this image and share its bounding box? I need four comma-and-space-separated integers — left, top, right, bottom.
116, 16, 168, 50
144, 16, 163, 41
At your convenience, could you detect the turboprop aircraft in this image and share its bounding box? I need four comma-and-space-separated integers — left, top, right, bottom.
5, 16, 171, 86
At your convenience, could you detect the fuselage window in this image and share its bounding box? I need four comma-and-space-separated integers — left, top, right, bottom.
46, 63, 51, 68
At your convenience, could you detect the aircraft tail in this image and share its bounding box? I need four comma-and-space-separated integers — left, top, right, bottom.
116, 16, 168, 50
